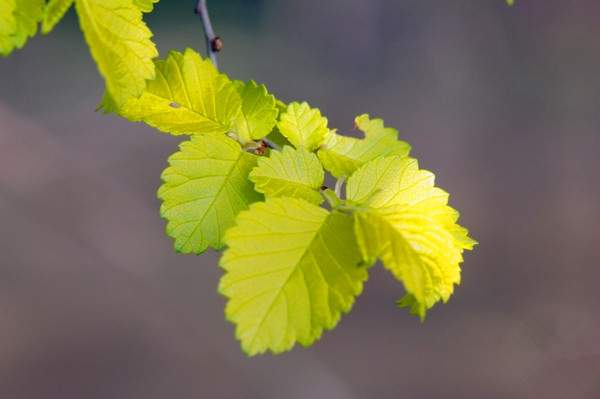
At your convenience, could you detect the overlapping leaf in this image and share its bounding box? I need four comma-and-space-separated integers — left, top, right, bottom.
42, 0, 74, 34
13, 0, 44, 48
220, 197, 368, 355
0, 0, 44, 56
159, 134, 261, 254
121, 49, 241, 135
234, 80, 278, 143
75, 0, 158, 112
0, 0, 17, 56
249, 146, 324, 204
319, 114, 411, 178
347, 156, 476, 319
134, 0, 160, 13
277, 102, 328, 151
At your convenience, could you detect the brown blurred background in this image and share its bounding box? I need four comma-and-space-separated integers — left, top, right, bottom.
1, 1, 599, 398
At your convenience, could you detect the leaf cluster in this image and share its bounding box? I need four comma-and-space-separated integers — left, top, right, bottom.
1, 1, 478, 356
122, 49, 477, 355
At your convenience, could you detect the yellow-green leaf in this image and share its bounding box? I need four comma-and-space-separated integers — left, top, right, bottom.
319, 114, 411, 178
134, 0, 159, 13
220, 198, 368, 355
354, 204, 463, 320
9, 0, 44, 51
158, 134, 261, 254
249, 146, 324, 205
0, 0, 17, 56
346, 155, 443, 209
75, 0, 158, 111
121, 49, 241, 136
277, 101, 328, 151
42, 0, 74, 34
233, 80, 278, 143
347, 156, 476, 319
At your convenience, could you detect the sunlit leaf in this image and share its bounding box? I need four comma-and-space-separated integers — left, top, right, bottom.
159, 134, 261, 254
319, 114, 410, 178
121, 49, 241, 135
233, 80, 278, 143
347, 156, 476, 319
277, 101, 328, 151
75, 0, 158, 111
41, 0, 74, 34
249, 146, 324, 204
220, 197, 368, 355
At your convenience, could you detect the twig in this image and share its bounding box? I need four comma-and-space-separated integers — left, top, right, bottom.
194, 0, 222, 68
334, 177, 345, 199
262, 138, 281, 151
195, 1, 280, 153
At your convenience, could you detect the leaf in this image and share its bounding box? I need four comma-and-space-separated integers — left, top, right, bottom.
318, 114, 411, 178
121, 49, 241, 136
158, 134, 262, 254
506, 0, 514, 5
396, 293, 423, 318
42, 0, 74, 34
0, 0, 17, 56
353, 204, 464, 321
249, 146, 324, 205
9, 0, 44, 50
346, 155, 442, 209
277, 102, 328, 151
75, 0, 158, 111
233, 80, 278, 143
134, 0, 159, 13
1, 0, 45, 57
347, 156, 476, 319
219, 197, 368, 355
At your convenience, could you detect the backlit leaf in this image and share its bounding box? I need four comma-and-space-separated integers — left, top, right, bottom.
0, 0, 17, 56
134, 0, 159, 13
249, 146, 324, 204
277, 101, 328, 151
347, 156, 476, 319
75, 0, 158, 111
233, 80, 278, 143
158, 134, 261, 254
220, 197, 368, 355
319, 114, 411, 178
42, 0, 74, 34
121, 49, 241, 136
4, 0, 44, 53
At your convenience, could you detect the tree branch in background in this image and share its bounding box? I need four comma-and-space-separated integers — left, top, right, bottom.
195, 0, 281, 151
195, 0, 222, 68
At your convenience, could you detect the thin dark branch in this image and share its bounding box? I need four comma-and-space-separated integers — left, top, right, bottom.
195, 1, 280, 152
262, 138, 281, 151
195, 0, 221, 68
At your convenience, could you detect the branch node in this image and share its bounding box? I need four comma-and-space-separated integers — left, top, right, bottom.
195, 0, 219, 68
262, 138, 281, 151
211, 37, 223, 52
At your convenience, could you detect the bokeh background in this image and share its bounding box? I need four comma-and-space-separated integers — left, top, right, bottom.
1, 1, 600, 398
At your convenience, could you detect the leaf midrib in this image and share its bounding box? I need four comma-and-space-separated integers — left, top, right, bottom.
248, 212, 328, 351
176, 151, 252, 250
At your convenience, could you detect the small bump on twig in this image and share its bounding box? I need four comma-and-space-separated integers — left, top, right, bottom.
195, 0, 219, 67
211, 37, 223, 52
